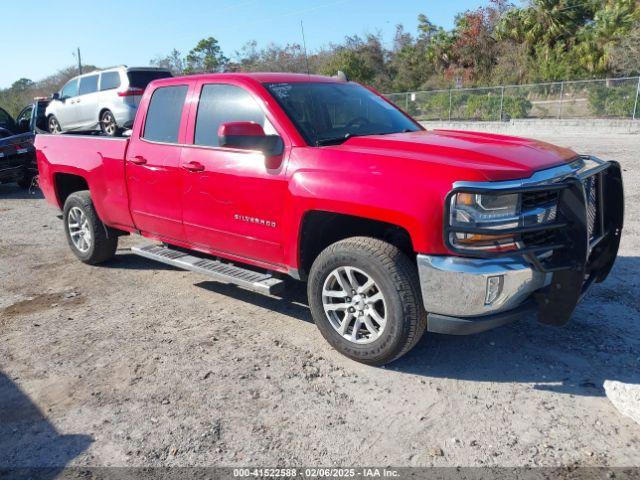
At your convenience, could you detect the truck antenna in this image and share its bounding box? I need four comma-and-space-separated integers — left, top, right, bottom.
300, 20, 310, 76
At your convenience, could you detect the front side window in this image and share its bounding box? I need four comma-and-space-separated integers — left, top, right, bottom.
16, 106, 33, 132
143, 85, 188, 143
194, 84, 276, 147
264, 82, 420, 146
100, 71, 121, 91
17, 106, 32, 123
79, 75, 99, 95
61, 79, 79, 99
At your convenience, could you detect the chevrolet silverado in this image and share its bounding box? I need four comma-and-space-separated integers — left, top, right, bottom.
35, 73, 624, 365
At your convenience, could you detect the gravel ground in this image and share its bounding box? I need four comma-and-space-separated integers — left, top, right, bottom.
0, 133, 639, 468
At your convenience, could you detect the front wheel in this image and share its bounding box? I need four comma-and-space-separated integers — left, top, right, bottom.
63, 191, 118, 264
308, 237, 427, 366
48, 115, 61, 134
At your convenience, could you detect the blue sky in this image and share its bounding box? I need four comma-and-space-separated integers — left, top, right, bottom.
1, 0, 488, 89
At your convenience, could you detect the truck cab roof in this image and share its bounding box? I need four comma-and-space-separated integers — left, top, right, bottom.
150, 72, 344, 87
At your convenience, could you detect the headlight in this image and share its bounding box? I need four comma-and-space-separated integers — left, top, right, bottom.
449, 192, 521, 252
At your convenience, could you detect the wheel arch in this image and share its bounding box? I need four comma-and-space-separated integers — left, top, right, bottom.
53, 172, 89, 209
297, 210, 415, 280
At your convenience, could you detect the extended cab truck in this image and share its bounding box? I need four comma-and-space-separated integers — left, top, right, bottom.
35, 73, 624, 365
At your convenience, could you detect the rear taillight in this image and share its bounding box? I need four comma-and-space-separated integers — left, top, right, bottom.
117, 87, 145, 97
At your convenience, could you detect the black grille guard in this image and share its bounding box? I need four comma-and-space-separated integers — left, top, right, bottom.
443, 158, 624, 326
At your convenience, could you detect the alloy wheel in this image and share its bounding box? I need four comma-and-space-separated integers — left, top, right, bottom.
67, 206, 92, 253
49, 117, 61, 134
322, 266, 387, 344
102, 112, 117, 136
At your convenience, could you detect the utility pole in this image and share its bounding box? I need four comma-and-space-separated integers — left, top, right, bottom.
77, 47, 83, 75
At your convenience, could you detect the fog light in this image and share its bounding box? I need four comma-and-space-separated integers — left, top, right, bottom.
485, 275, 504, 305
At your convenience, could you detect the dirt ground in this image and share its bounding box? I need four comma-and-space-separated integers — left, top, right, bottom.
0, 132, 639, 468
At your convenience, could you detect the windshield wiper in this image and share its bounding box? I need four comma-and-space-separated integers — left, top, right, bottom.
315, 133, 354, 146
315, 132, 391, 147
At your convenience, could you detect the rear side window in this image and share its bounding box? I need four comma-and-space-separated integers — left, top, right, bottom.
127, 70, 172, 89
194, 84, 273, 147
143, 85, 188, 143
61, 79, 79, 99
100, 71, 121, 91
79, 75, 99, 95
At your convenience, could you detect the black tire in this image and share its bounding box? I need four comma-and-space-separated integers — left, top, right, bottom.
48, 115, 61, 134
63, 191, 118, 264
308, 237, 427, 366
100, 110, 119, 137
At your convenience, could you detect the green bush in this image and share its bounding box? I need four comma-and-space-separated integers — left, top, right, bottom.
588, 85, 637, 118
410, 92, 451, 120
408, 91, 531, 121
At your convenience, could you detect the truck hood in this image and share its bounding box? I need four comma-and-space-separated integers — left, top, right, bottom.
333, 129, 578, 181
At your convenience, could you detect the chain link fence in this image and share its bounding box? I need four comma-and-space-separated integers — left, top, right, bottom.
385, 77, 640, 122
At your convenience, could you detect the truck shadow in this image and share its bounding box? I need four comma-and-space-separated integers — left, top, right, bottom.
103, 251, 180, 271
195, 278, 313, 324
392, 254, 640, 397
0, 183, 43, 200
0, 371, 92, 474
197, 256, 639, 397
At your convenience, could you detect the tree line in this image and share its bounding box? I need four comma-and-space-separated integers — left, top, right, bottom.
2, 0, 639, 117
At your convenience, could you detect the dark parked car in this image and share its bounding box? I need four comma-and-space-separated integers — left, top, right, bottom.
0, 99, 48, 189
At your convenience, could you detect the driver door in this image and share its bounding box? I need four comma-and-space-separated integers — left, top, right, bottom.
56, 78, 80, 129
180, 81, 290, 266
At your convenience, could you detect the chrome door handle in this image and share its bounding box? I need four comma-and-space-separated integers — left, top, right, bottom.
129, 155, 147, 165
182, 161, 205, 172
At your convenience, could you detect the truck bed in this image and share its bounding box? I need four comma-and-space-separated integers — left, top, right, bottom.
36, 133, 134, 230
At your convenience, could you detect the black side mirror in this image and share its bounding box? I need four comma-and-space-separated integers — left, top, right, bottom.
52, 92, 60, 101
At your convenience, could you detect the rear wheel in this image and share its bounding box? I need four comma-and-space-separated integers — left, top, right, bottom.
63, 191, 118, 264
48, 115, 61, 134
308, 237, 427, 366
100, 110, 119, 137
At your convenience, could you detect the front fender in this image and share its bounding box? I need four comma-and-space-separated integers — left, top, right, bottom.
283, 167, 448, 268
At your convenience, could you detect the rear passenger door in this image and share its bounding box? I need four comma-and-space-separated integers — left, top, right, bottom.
77, 74, 100, 129
125, 84, 190, 242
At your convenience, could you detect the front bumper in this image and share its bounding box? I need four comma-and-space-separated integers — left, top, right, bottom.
417, 255, 550, 318
419, 157, 624, 335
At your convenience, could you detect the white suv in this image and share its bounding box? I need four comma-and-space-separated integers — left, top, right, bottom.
46, 66, 172, 136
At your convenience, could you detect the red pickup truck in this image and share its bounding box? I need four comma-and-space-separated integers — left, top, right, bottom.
36, 73, 624, 365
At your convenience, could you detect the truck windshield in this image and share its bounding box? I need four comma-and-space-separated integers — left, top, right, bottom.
264, 82, 421, 146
